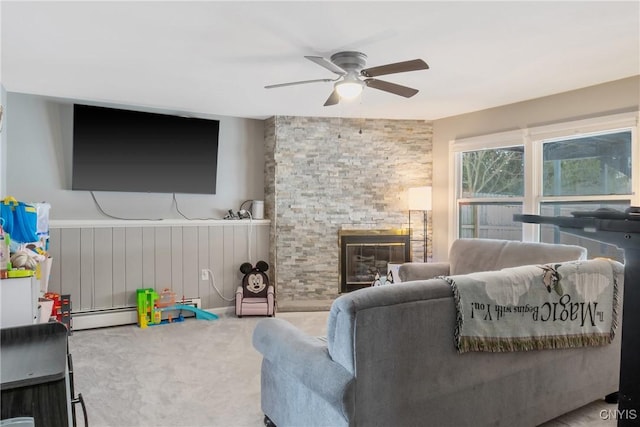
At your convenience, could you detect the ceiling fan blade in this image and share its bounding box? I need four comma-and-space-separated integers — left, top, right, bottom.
305, 56, 347, 75
265, 78, 335, 89
323, 89, 340, 106
361, 59, 429, 78
364, 79, 419, 98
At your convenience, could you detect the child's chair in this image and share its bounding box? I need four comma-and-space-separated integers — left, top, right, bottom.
235, 261, 275, 317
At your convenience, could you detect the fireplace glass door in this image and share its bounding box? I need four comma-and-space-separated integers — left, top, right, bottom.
339, 231, 410, 293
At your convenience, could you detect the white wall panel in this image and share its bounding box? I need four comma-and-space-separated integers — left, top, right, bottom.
93, 228, 113, 309
48, 220, 270, 315
181, 226, 199, 301
141, 227, 155, 288
208, 226, 225, 308
112, 227, 127, 307
60, 228, 81, 307
79, 228, 94, 310
124, 227, 143, 306
154, 227, 172, 291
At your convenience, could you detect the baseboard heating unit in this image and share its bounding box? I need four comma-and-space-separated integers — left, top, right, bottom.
71, 297, 203, 330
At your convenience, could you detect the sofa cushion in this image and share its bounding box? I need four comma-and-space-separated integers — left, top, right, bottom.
449, 239, 587, 275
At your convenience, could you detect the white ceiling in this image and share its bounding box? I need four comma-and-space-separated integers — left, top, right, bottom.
1, 1, 639, 121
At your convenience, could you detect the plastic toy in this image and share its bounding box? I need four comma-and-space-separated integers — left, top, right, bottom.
136, 288, 159, 328
43, 292, 72, 331
136, 288, 218, 328
160, 304, 218, 321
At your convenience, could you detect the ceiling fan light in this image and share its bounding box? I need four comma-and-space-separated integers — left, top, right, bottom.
335, 80, 363, 99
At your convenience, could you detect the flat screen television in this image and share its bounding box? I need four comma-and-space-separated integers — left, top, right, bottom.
72, 104, 220, 194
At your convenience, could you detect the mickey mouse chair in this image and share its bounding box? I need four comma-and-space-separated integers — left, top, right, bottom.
235, 261, 275, 317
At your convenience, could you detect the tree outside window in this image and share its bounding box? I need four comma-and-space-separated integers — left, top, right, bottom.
459, 147, 524, 239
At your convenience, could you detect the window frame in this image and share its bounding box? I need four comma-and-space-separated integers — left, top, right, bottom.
449, 112, 639, 247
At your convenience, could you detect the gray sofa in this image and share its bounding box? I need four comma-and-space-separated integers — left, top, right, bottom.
398, 238, 588, 282
253, 239, 621, 427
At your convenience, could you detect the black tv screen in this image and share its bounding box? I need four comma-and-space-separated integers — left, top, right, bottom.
72, 104, 220, 194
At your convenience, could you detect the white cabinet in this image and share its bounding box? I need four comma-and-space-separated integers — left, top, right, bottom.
1, 277, 39, 328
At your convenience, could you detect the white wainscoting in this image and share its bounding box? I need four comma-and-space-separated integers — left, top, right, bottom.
47, 219, 269, 328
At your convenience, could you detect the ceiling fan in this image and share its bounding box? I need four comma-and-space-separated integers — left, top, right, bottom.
265, 51, 429, 106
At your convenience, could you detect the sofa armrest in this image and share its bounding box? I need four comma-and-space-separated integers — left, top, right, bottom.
398, 262, 451, 282
253, 318, 353, 402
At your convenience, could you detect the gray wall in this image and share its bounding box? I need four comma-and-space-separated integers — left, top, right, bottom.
430, 76, 640, 261
5, 92, 265, 219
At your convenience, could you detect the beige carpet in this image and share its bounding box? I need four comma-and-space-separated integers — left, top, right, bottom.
68, 311, 615, 427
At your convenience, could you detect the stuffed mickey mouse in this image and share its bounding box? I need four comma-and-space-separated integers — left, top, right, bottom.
239, 260, 270, 298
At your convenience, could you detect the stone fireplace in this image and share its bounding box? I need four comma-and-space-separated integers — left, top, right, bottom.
264, 116, 433, 307
339, 229, 410, 293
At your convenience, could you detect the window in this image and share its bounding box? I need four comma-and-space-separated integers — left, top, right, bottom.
459, 202, 522, 240
461, 147, 524, 198
542, 131, 631, 197
451, 131, 525, 242
457, 146, 524, 240
539, 201, 628, 262
450, 113, 639, 259
537, 130, 633, 260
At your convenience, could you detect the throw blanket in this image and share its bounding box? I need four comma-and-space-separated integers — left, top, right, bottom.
445, 259, 622, 353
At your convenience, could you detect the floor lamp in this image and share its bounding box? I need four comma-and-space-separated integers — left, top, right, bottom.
408, 186, 432, 262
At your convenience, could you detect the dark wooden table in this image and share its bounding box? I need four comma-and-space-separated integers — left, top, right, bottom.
515, 213, 640, 426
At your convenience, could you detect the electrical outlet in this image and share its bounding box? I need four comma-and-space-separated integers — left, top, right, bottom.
201, 269, 209, 281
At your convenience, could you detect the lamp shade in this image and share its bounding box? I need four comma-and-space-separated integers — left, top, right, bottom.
408, 186, 432, 211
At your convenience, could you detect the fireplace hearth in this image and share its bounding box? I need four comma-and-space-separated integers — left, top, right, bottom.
339, 229, 410, 293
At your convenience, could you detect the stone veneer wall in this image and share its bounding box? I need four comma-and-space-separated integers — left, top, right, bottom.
265, 116, 433, 303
